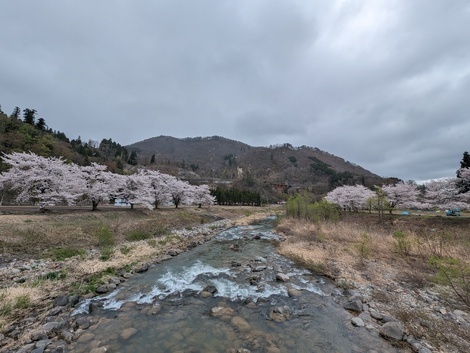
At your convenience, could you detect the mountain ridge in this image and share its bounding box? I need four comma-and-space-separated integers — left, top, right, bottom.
127, 135, 386, 199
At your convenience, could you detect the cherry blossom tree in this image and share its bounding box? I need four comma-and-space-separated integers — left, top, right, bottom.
140, 169, 173, 209
167, 178, 194, 208
118, 171, 153, 210
77, 163, 119, 211
325, 185, 375, 212
382, 182, 421, 212
191, 184, 215, 208
1, 152, 214, 212
0, 152, 82, 211
424, 178, 466, 210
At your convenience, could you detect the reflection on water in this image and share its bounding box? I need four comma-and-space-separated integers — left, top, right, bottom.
71, 217, 404, 353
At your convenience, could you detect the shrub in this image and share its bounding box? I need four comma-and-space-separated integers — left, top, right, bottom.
40, 270, 67, 281
286, 194, 340, 223
125, 230, 152, 241
0, 291, 12, 317
95, 224, 114, 247
429, 256, 470, 308
392, 231, 412, 256
355, 233, 371, 264
51, 247, 86, 261
14, 295, 30, 309
100, 247, 113, 261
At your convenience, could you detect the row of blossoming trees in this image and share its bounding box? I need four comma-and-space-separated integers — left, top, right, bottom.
0, 152, 214, 211
324, 168, 470, 213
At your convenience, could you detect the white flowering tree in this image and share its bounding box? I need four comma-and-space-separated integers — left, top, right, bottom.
191, 184, 215, 208
325, 184, 375, 212
424, 178, 467, 210
0, 152, 82, 211
77, 163, 119, 211
118, 171, 154, 210
1, 152, 215, 212
382, 182, 422, 212
140, 169, 173, 209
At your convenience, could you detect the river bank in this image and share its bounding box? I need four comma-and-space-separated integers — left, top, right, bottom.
276, 213, 470, 353
0, 206, 279, 352
1, 207, 468, 352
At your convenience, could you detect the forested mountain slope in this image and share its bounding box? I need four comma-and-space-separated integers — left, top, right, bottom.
127, 136, 387, 196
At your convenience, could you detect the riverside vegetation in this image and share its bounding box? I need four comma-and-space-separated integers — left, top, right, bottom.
1, 202, 469, 352
0, 205, 275, 352
278, 194, 469, 352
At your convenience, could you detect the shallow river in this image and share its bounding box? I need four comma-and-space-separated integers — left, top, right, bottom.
71, 217, 404, 353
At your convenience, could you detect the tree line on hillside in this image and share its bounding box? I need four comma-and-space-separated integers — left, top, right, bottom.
0, 152, 213, 211
211, 187, 262, 206
0, 104, 137, 173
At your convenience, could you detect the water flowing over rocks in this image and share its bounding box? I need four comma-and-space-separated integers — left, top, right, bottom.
2, 216, 469, 352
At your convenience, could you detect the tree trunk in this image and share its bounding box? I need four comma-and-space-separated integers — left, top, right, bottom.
92, 200, 99, 211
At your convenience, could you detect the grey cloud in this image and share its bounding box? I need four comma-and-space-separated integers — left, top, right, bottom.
0, 0, 469, 181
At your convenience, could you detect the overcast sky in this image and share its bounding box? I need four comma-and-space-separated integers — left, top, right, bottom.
1, 0, 469, 182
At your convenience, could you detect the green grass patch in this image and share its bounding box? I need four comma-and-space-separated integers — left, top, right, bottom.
95, 224, 115, 247
14, 295, 30, 309
51, 247, 86, 261
120, 246, 132, 255
40, 270, 67, 281
125, 230, 152, 241
158, 234, 180, 245
100, 247, 114, 261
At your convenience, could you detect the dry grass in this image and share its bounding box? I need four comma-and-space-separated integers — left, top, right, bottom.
277, 212, 470, 352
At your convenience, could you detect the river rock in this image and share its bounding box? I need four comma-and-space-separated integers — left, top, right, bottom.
89, 348, 108, 353
231, 316, 251, 332
108, 276, 121, 285
77, 332, 95, 343
54, 295, 69, 307
59, 331, 73, 343
369, 309, 383, 320
168, 249, 184, 256
276, 273, 290, 282
120, 327, 137, 340
230, 244, 240, 251
30, 330, 48, 341
15, 343, 35, 353
343, 300, 363, 313
95, 285, 109, 294
351, 317, 365, 327
75, 317, 91, 329
48, 306, 64, 316
203, 285, 218, 294
42, 322, 62, 336
287, 288, 302, 297
210, 306, 235, 318
380, 321, 404, 341
35, 339, 52, 349
134, 263, 149, 273
252, 265, 267, 272
381, 315, 399, 323
69, 295, 80, 307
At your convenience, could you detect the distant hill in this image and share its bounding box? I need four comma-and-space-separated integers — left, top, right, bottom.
127, 135, 386, 199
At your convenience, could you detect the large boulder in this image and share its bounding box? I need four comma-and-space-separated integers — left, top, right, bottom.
380, 321, 404, 341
